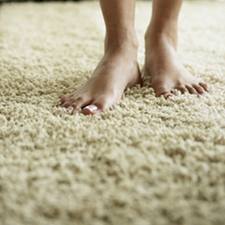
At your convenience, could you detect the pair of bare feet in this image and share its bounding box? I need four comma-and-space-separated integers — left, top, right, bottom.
59, 30, 208, 115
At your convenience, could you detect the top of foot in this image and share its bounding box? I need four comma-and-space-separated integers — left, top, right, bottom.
144, 34, 208, 98
59, 49, 141, 115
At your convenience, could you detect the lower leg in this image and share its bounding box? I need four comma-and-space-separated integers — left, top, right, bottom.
144, 0, 208, 98
148, 0, 181, 48
60, 0, 141, 115
100, 0, 138, 53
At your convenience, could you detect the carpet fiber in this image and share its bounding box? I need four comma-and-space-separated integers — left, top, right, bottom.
0, 1, 225, 225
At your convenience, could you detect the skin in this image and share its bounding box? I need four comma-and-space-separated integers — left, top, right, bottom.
144, 0, 208, 98
59, 0, 208, 115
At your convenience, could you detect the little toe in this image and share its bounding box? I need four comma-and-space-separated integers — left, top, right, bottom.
199, 82, 208, 92
192, 84, 205, 95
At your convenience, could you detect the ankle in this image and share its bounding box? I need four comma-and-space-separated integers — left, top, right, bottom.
104, 30, 138, 56
145, 22, 178, 49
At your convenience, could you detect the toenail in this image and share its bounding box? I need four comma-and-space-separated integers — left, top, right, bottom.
82, 104, 100, 115
84, 105, 98, 112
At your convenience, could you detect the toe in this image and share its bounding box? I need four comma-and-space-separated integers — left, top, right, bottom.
162, 92, 173, 99
59, 95, 67, 105
199, 82, 208, 92
185, 85, 198, 95
71, 97, 91, 114
81, 94, 115, 115
176, 85, 187, 94
155, 87, 174, 99
192, 84, 205, 95
62, 101, 73, 108
155, 85, 171, 98
59, 95, 75, 108
82, 104, 100, 115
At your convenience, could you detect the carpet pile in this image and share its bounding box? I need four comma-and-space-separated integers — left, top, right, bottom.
0, 1, 225, 225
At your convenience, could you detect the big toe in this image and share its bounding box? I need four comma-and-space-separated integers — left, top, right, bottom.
82, 95, 116, 115
82, 104, 101, 115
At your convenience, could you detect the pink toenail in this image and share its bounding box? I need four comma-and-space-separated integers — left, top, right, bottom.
82, 105, 99, 115
85, 105, 98, 112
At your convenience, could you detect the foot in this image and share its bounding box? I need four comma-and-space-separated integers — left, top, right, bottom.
144, 31, 208, 98
59, 47, 141, 115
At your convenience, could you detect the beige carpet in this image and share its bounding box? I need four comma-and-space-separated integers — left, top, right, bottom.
0, 1, 225, 225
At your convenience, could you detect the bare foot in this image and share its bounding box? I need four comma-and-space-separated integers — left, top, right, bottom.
144, 31, 208, 98
59, 47, 141, 115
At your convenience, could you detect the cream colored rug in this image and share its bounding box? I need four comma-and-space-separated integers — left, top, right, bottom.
0, 1, 225, 225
